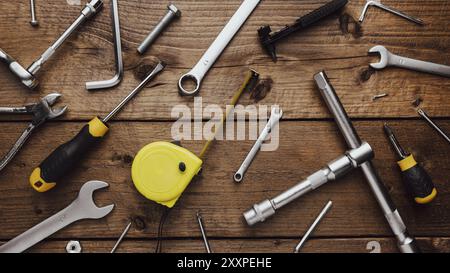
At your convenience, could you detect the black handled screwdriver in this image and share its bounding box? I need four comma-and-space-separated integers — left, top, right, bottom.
384, 124, 437, 204
30, 62, 165, 192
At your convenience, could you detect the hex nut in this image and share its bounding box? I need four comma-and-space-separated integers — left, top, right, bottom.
66, 240, 82, 253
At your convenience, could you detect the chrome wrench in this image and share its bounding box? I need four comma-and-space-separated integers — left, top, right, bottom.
369, 45, 450, 78
178, 0, 261, 96
0, 181, 114, 253
234, 107, 283, 183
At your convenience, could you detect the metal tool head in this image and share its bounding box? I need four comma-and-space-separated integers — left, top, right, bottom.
75, 180, 115, 219
368, 45, 389, 69
168, 4, 182, 17
37, 93, 68, 120
258, 26, 277, 62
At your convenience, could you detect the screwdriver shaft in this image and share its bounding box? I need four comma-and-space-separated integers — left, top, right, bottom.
418, 109, 450, 145
103, 62, 165, 123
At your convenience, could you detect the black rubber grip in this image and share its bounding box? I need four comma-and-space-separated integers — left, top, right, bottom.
38, 123, 106, 184
402, 165, 435, 200
297, 0, 348, 28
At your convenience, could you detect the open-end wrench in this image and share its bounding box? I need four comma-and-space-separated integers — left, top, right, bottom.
178, 0, 261, 96
234, 107, 283, 183
0, 93, 67, 172
359, 0, 424, 25
369, 45, 450, 78
0, 181, 114, 253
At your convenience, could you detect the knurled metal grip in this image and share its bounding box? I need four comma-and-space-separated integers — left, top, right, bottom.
243, 142, 373, 226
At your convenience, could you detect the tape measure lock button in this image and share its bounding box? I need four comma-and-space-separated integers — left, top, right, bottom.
132, 142, 203, 208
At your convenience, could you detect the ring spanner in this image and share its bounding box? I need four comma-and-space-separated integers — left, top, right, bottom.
369, 45, 450, 78
178, 0, 261, 96
234, 107, 283, 183
0, 93, 67, 172
0, 181, 114, 253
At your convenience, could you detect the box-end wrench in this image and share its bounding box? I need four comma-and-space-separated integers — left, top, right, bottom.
0, 181, 114, 253
369, 45, 450, 78
234, 107, 283, 183
314, 71, 420, 253
178, 0, 261, 96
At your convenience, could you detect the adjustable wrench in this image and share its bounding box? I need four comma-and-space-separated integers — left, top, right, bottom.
0, 181, 114, 253
178, 0, 261, 96
369, 45, 450, 78
234, 107, 283, 183
0, 93, 67, 172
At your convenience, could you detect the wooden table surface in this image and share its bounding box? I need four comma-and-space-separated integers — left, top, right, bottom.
0, 0, 449, 253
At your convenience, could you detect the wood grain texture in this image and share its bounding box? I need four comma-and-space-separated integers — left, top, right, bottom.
0, 0, 448, 120
0, 0, 449, 253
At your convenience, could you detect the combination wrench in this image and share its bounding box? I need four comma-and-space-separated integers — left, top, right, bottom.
0, 181, 114, 253
234, 107, 283, 183
369, 45, 450, 78
178, 0, 261, 96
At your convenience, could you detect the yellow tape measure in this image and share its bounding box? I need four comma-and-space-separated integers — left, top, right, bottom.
132, 70, 259, 208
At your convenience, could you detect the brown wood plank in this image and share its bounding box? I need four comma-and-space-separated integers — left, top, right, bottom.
0, 0, 448, 120
1, 120, 449, 240
7, 237, 450, 253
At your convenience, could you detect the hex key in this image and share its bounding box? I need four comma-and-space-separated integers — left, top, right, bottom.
86, 0, 123, 90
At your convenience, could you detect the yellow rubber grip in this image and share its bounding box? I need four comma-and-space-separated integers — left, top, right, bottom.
398, 154, 417, 172
415, 188, 438, 204
88, 117, 109, 137
30, 168, 56, 192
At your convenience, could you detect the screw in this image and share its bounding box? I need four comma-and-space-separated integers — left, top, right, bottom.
372, 93, 388, 101
137, 4, 181, 54
30, 0, 39, 26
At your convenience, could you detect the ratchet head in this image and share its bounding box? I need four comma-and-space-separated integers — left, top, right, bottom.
258, 26, 277, 62
369, 45, 389, 69
76, 181, 115, 219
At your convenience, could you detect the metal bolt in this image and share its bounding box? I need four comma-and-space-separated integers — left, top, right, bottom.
137, 4, 181, 54
30, 0, 38, 26
66, 240, 82, 253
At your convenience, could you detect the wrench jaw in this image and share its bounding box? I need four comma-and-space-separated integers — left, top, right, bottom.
369, 45, 389, 70
77, 181, 115, 219
39, 93, 68, 120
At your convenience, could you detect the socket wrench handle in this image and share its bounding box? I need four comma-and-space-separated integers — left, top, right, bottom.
244, 142, 373, 226
314, 71, 420, 253
178, 0, 261, 96
234, 107, 283, 182
27, 0, 103, 75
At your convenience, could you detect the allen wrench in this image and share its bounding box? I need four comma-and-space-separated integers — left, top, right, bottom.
359, 0, 424, 25
86, 0, 123, 91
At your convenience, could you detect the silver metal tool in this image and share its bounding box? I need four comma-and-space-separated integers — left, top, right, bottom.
244, 142, 373, 225
294, 201, 333, 253
359, 0, 424, 25
314, 71, 419, 253
0, 0, 103, 89
0, 181, 114, 253
234, 107, 283, 183
86, 0, 123, 90
111, 221, 132, 253
418, 109, 450, 145
0, 93, 67, 172
372, 93, 388, 101
369, 45, 450, 78
30, 0, 38, 26
178, 0, 261, 96
196, 212, 212, 253
137, 4, 181, 55
66, 240, 82, 253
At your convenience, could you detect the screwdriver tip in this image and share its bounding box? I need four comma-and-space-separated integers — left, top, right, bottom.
383, 123, 393, 136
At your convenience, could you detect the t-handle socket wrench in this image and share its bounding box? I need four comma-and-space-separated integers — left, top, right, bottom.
234, 107, 283, 182
0, 0, 103, 89
314, 71, 420, 253
178, 0, 261, 96
243, 142, 373, 226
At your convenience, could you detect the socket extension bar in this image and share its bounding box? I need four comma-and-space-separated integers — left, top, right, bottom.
0, 0, 103, 89
314, 71, 419, 253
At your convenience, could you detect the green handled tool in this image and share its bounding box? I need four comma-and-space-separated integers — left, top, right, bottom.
30, 62, 165, 192
384, 123, 437, 204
